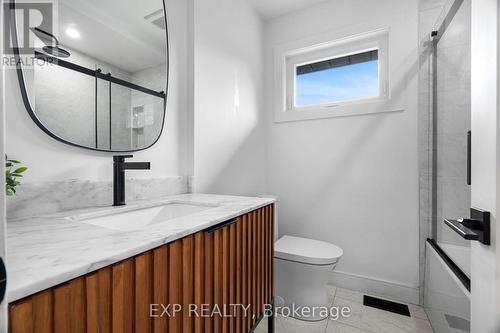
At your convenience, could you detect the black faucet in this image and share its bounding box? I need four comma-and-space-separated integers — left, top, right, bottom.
113, 155, 151, 206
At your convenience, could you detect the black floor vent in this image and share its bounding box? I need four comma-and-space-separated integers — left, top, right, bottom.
363, 295, 411, 317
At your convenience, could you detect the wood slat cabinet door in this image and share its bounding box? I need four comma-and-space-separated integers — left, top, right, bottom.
203, 204, 274, 333
9, 204, 274, 333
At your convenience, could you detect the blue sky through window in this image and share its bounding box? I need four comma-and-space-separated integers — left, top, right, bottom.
295, 60, 379, 107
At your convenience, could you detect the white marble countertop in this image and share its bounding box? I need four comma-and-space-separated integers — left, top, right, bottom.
6, 193, 275, 302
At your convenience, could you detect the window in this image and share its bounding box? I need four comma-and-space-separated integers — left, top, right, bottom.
274, 29, 394, 122
295, 50, 379, 107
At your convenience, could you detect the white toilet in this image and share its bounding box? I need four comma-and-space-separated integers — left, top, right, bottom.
274, 235, 343, 321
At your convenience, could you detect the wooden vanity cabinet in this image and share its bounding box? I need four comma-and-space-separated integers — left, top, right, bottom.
9, 204, 274, 333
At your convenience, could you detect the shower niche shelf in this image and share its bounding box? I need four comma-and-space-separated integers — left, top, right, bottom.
444, 208, 490, 245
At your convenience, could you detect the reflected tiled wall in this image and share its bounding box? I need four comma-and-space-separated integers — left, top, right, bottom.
32, 47, 166, 151
33, 46, 133, 149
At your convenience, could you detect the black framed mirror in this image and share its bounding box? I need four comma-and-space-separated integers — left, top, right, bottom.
10, 0, 169, 152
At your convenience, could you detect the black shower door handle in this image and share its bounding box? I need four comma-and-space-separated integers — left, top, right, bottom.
467, 131, 471, 185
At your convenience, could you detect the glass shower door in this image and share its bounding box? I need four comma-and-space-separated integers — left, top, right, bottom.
424, 1, 472, 332
432, 0, 471, 278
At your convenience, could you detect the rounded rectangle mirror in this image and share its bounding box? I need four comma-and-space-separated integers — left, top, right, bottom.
10, 0, 168, 152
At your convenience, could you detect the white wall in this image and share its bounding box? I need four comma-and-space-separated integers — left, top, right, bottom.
192, 0, 267, 195
5, 0, 190, 183
265, 0, 420, 303
470, 0, 500, 331
5, 0, 267, 194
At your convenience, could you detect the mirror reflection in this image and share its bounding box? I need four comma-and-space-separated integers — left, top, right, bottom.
19, 0, 168, 151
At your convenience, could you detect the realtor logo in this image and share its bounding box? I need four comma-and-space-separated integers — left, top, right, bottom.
3, 0, 56, 56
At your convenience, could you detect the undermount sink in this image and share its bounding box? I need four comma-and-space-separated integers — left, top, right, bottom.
68, 202, 216, 232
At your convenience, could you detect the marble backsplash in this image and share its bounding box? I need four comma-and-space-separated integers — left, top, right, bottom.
7, 176, 189, 220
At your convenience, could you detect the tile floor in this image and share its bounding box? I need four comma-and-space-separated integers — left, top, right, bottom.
255, 286, 434, 333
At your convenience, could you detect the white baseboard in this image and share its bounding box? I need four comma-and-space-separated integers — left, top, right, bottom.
329, 270, 420, 305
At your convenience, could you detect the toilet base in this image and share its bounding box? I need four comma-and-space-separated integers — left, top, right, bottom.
274, 258, 336, 322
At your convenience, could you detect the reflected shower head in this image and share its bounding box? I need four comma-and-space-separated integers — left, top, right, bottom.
42, 45, 71, 58
31, 27, 71, 58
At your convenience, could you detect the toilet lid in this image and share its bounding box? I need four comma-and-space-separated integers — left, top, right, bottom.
274, 235, 343, 265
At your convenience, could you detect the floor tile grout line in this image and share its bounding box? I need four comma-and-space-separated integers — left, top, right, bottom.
328, 286, 338, 307
335, 321, 378, 333
420, 307, 431, 322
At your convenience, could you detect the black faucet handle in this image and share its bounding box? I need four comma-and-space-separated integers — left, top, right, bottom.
113, 155, 133, 162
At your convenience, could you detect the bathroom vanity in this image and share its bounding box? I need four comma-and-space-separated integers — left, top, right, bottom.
7, 194, 275, 333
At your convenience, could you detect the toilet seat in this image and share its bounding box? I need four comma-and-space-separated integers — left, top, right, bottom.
274, 235, 343, 265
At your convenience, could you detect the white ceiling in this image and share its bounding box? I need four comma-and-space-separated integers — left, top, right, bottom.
247, 0, 330, 20
55, 0, 166, 73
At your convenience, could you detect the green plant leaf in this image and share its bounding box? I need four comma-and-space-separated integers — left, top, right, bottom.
14, 167, 27, 174
5, 158, 27, 196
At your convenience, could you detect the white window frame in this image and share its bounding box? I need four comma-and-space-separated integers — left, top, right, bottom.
274, 28, 403, 123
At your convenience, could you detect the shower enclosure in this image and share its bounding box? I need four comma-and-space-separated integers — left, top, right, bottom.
431, 0, 471, 279
423, 0, 472, 331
